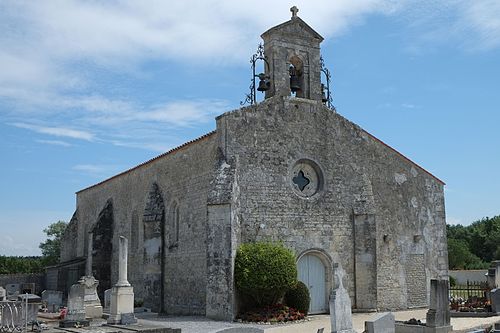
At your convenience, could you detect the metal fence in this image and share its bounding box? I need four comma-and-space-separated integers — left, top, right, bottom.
449, 280, 490, 301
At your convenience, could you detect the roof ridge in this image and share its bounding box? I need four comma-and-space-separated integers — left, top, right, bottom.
76, 130, 216, 194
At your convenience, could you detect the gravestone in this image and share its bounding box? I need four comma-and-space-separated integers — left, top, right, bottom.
80, 275, 103, 318
21, 283, 35, 294
365, 312, 395, 333
108, 236, 137, 324
41, 290, 63, 312
59, 283, 89, 327
425, 279, 452, 333
491, 288, 500, 313
6, 283, 20, 300
104, 289, 112, 309
329, 264, 355, 333
0, 286, 6, 301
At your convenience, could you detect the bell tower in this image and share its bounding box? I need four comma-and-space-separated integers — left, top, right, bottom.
261, 6, 324, 101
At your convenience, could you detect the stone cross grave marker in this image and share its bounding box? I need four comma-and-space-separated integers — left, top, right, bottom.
329, 263, 355, 333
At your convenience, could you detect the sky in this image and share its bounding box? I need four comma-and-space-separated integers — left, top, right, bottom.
1, 0, 499, 256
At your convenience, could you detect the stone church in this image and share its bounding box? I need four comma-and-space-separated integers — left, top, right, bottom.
57, 9, 449, 320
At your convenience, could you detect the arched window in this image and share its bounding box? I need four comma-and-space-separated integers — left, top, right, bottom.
171, 202, 180, 245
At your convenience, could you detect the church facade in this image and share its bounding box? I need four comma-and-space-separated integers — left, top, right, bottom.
59, 10, 449, 320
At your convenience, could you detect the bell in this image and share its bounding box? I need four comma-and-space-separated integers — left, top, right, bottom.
257, 79, 269, 92
289, 66, 301, 93
321, 84, 328, 103
256, 73, 269, 92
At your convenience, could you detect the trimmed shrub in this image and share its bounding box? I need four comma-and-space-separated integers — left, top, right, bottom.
235, 242, 297, 307
285, 280, 310, 315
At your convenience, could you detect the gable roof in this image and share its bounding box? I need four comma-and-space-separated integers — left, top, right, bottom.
261, 17, 324, 42
363, 129, 445, 185
76, 131, 216, 194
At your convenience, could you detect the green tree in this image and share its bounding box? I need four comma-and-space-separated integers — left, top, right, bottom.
39, 220, 67, 266
447, 238, 487, 269
447, 215, 500, 269
0, 256, 44, 274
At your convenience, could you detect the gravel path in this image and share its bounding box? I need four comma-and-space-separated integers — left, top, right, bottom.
137, 310, 500, 333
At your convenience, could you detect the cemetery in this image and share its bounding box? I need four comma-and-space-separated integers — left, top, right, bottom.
1, 236, 500, 332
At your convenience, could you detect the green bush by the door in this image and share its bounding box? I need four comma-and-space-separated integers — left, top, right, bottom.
235, 241, 297, 307
285, 280, 310, 315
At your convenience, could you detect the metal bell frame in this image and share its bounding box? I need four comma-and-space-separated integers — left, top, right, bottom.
320, 55, 335, 111
241, 44, 270, 106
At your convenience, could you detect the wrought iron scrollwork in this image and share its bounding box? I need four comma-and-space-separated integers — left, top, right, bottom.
241, 44, 270, 106
320, 56, 336, 111
0, 302, 24, 332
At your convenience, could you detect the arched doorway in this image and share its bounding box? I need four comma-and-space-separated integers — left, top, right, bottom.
142, 183, 165, 312
91, 199, 114, 301
297, 253, 328, 314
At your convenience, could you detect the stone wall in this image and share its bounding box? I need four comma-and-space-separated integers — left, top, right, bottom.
449, 270, 488, 285
0, 273, 46, 295
62, 132, 217, 314
214, 95, 447, 313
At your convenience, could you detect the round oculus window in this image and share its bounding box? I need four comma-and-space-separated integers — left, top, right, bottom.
291, 159, 323, 198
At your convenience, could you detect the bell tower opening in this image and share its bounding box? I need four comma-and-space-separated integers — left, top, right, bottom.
289, 56, 304, 98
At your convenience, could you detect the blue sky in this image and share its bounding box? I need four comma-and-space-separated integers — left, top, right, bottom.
1, 1, 499, 256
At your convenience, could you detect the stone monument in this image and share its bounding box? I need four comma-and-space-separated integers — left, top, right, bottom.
80, 232, 103, 318
329, 264, 355, 333
104, 289, 112, 309
41, 290, 63, 312
107, 236, 137, 324
490, 288, 500, 313
0, 286, 6, 301
60, 283, 89, 327
425, 279, 452, 333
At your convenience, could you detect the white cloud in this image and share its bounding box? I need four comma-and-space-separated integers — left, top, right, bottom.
36, 139, 72, 147
461, 0, 500, 50
0, 234, 40, 257
447, 216, 463, 225
392, 1, 500, 52
11, 122, 95, 141
139, 100, 229, 126
401, 103, 417, 109
1, 1, 499, 152
72, 164, 123, 177
6, 94, 227, 152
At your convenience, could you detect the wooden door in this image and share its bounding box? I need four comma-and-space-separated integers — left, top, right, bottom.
298, 254, 327, 314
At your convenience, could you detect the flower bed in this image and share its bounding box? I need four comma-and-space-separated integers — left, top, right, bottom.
236, 304, 306, 323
